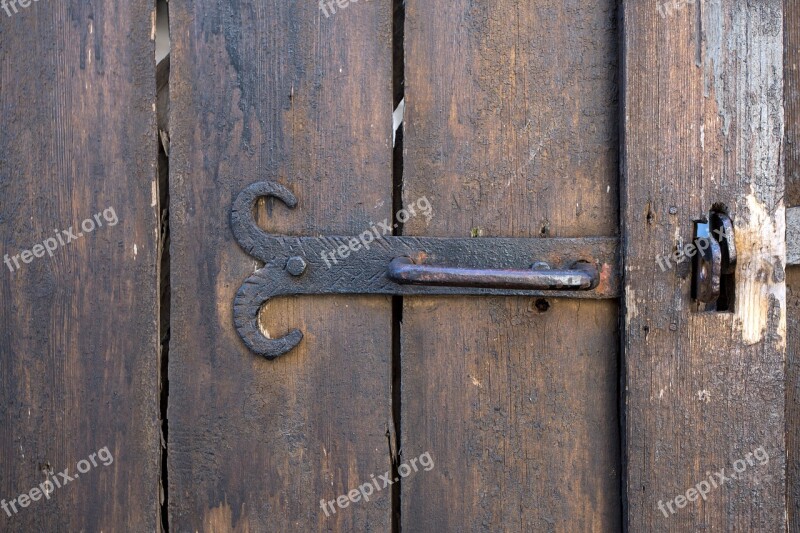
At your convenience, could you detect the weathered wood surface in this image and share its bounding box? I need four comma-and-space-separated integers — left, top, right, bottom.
623, 1, 786, 530
785, 0, 800, 530
788, 207, 800, 265
788, 268, 800, 532
0, 2, 161, 531
400, 0, 621, 530
167, 0, 395, 530
786, 0, 800, 208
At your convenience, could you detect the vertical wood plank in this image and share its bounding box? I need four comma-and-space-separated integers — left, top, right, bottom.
401, 0, 621, 530
785, 0, 800, 529
623, 1, 786, 530
788, 268, 800, 530
0, 2, 161, 531
167, 1, 394, 531
785, 0, 800, 207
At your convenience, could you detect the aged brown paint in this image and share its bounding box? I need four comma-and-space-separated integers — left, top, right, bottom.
400, 0, 621, 530
623, 1, 786, 530
167, 0, 394, 530
0, 2, 160, 531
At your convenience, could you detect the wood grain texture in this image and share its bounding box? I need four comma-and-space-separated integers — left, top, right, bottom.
167, 0, 394, 530
788, 267, 800, 532
401, 0, 621, 530
783, 0, 800, 532
786, 0, 800, 530
786, 0, 800, 207
0, 2, 161, 531
788, 207, 800, 265
623, 1, 786, 530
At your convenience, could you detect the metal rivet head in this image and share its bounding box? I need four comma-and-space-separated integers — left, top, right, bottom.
286, 256, 307, 276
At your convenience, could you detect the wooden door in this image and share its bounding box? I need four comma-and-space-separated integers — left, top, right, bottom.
0, 2, 161, 531
167, 0, 395, 530
399, 1, 621, 530
165, 0, 623, 530
624, 2, 787, 530
0, 0, 792, 531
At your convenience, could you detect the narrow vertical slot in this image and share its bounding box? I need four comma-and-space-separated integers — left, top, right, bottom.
156, 0, 171, 529
390, 0, 405, 530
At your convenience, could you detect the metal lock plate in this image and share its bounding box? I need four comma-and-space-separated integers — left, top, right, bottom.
231, 181, 621, 359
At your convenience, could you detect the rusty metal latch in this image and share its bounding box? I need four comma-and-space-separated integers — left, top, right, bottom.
692, 212, 736, 307
231, 181, 620, 359
387, 257, 598, 290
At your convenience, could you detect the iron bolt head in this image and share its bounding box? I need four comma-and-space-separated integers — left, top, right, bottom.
286, 256, 307, 276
